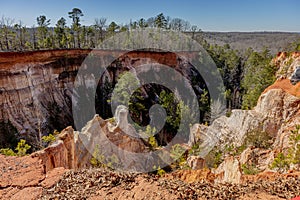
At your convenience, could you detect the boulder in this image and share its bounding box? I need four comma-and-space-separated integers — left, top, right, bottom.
291, 67, 300, 85
187, 156, 206, 170
214, 156, 242, 184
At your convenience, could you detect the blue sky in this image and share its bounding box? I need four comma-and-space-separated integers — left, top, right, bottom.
1, 0, 299, 32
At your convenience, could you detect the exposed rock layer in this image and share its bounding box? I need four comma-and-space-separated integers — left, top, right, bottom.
0, 49, 200, 149
188, 52, 300, 184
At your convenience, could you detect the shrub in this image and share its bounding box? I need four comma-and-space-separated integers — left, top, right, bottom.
42, 134, 56, 144
152, 165, 166, 176
15, 139, 31, 156
188, 143, 203, 156
270, 152, 289, 171
241, 163, 259, 175
106, 154, 121, 170
287, 125, 300, 166
145, 126, 158, 150
170, 144, 188, 169
204, 147, 223, 168
0, 148, 16, 156
0, 139, 31, 157
90, 145, 122, 170
90, 145, 106, 168
243, 128, 273, 149
42, 130, 59, 146
270, 125, 300, 171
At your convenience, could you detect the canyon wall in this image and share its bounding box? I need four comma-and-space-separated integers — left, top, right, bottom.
0, 50, 90, 149
0, 49, 201, 149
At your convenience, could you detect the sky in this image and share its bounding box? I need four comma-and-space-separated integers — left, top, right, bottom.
1, 0, 300, 32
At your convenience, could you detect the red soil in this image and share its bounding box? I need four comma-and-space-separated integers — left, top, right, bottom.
264, 79, 300, 97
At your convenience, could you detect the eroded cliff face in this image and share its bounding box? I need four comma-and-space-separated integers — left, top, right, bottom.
0, 49, 202, 149
188, 52, 300, 183
0, 50, 90, 149
273, 52, 300, 80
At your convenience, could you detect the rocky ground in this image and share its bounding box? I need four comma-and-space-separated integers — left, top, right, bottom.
1, 153, 300, 200
39, 168, 300, 200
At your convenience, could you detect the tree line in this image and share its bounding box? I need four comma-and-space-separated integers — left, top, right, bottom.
0, 9, 200, 51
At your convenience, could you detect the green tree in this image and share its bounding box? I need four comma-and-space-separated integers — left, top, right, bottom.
54, 17, 67, 48
80, 25, 88, 48
154, 13, 167, 28
31, 25, 38, 50
138, 18, 148, 28
159, 90, 196, 140
242, 48, 276, 109
107, 21, 119, 36
68, 8, 84, 48
68, 8, 83, 27
130, 21, 138, 29
36, 15, 51, 49
207, 44, 243, 110
111, 71, 139, 106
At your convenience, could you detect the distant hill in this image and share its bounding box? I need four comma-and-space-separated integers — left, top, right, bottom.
200, 32, 300, 55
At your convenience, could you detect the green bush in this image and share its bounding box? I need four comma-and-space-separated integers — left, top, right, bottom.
241, 163, 259, 175
270, 125, 300, 171
42, 134, 56, 144
145, 126, 158, 150
0, 148, 16, 156
204, 147, 223, 168
90, 145, 122, 170
152, 165, 166, 176
0, 139, 31, 157
170, 144, 188, 170
90, 145, 106, 168
42, 130, 59, 146
15, 139, 31, 156
270, 153, 289, 171
287, 125, 300, 165
188, 143, 203, 156
242, 128, 273, 149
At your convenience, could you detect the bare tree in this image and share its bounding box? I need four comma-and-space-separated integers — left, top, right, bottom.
146, 17, 155, 28
170, 18, 183, 31
94, 17, 106, 43
0, 16, 15, 50
191, 25, 198, 39
14, 21, 27, 50
31, 25, 37, 50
